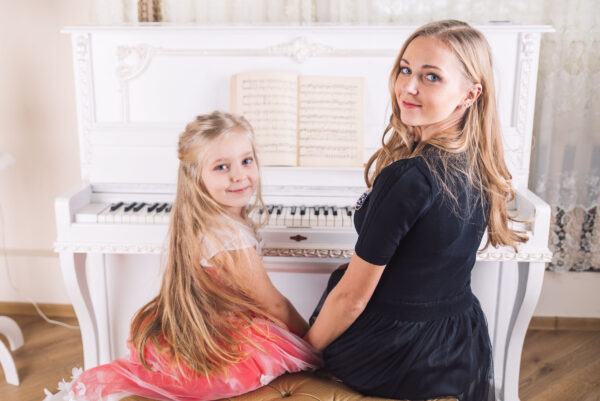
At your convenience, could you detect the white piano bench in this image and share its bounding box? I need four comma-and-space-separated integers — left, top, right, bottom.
0, 315, 24, 385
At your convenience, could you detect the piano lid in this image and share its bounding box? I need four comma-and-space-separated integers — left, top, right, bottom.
64, 24, 552, 193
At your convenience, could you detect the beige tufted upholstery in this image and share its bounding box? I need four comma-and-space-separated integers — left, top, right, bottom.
122, 371, 456, 401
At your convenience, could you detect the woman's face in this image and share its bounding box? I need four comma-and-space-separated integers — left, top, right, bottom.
394, 36, 477, 137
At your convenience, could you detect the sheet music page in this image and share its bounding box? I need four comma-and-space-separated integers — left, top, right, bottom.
298, 75, 364, 167
230, 72, 298, 166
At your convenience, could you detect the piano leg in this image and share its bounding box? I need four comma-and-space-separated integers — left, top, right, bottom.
59, 252, 99, 370
88, 253, 112, 365
0, 316, 23, 385
501, 261, 545, 401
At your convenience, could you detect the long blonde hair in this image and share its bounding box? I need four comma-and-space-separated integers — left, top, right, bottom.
130, 111, 269, 377
365, 20, 527, 250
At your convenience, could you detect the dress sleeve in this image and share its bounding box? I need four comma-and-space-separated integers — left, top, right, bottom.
200, 223, 259, 266
355, 160, 434, 266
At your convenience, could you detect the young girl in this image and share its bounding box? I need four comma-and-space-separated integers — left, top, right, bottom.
305, 20, 527, 401
45, 111, 322, 401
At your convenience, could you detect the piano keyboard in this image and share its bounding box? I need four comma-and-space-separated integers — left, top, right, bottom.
75, 202, 356, 229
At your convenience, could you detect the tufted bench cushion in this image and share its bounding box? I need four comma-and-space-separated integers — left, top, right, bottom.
121, 371, 456, 401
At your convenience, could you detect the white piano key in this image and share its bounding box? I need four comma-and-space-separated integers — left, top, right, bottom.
112, 206, 128, 224
76, 203, 110, 223
99, 205, 123, 224
344, 208, 354, 227
335, 212, 345, 227
326, 210, 335, 227
283, 207, 295, 227
290, 207, 302, 227
128, 203, 147, 224
144, 210, 158, 224
130, 211, 145, 224
144, 204, 160, 224
157, 213, 170, 224
299, 207, 311, 227
312, 206, 324, 227
121, 207, 132, 224
273, 207, 285, 226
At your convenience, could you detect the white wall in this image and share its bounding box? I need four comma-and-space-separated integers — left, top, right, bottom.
0, 0, 91, 304
0, 2, 597, 319
534, 271, 600, 317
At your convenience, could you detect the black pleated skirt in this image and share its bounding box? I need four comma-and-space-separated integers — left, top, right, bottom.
310, 269, 496, 401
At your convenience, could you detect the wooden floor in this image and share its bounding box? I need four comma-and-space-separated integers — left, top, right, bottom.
1, 314, 599, 401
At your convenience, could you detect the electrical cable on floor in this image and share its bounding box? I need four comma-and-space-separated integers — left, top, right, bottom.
0, 203, 79, 330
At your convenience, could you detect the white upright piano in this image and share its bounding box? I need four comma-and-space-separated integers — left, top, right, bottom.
56, 24, 552, 401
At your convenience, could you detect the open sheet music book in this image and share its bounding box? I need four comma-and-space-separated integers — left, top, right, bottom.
230, 71, 364, 167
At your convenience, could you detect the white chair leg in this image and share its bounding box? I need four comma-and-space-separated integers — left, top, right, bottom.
0, 336, 19, 385
0, 316, 24, 351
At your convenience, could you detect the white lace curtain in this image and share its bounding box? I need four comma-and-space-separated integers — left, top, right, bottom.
92, 0, 600, 272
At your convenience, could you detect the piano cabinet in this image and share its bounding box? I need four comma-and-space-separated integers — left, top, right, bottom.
56, 24, 553, 401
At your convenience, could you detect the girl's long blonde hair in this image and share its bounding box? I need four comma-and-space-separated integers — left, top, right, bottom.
365, 20, 527, 250
130, 111, 269, 377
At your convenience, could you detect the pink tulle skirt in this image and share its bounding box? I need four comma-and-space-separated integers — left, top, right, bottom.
44, 319, 322, 401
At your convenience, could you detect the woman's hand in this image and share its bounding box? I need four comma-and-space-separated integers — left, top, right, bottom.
303, 253, 385, 350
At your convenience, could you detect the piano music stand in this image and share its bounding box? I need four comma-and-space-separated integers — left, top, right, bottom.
0, 152, 23, 385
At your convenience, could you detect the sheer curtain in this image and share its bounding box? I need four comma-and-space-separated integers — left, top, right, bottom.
93, 0, 600, 272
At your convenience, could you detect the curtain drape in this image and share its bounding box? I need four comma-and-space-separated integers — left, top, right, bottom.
92, 0, 600, 272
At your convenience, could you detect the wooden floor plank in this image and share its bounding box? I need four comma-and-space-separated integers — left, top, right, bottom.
519, 330, 600, 401
519, 330, 597, 390
532, 357, 600, 401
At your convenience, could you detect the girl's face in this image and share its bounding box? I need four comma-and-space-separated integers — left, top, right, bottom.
201, 128, 259, 219
394, 36, 480, 139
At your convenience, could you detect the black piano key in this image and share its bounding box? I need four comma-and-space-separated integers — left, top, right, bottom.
132, 202, 146, 212
332, 206, 338, 216
165, 205, 172, 213
323, 206, 329, 216
276, 204, 283, 215
156, 203, 168, 213
290, 206, 297, 215
314, 206, 320, 216
259, 208, 264, 215
346, 206, 352, 216
300, 205, 306, 216
124, 202, 137, 212
147, 202, 159, 212
110, 202, 124, 212
267, 205, 274, 214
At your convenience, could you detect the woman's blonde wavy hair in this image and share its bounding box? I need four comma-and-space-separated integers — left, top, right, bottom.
130, 111, 270, 377
365, 20, 527, 250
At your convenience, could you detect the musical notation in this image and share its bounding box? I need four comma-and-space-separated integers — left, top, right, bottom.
231, 72, 364, 167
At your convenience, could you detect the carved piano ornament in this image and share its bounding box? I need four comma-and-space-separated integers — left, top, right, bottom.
56, 25, 552, 401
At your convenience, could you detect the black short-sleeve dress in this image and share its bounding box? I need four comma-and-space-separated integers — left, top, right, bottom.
310, 154, 495, 401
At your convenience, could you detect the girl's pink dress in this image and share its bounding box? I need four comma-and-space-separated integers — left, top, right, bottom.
44, 224, 322, 400
44, 319, 321, 401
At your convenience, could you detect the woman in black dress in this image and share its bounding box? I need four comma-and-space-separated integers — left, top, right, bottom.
304, 20, 528, 401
